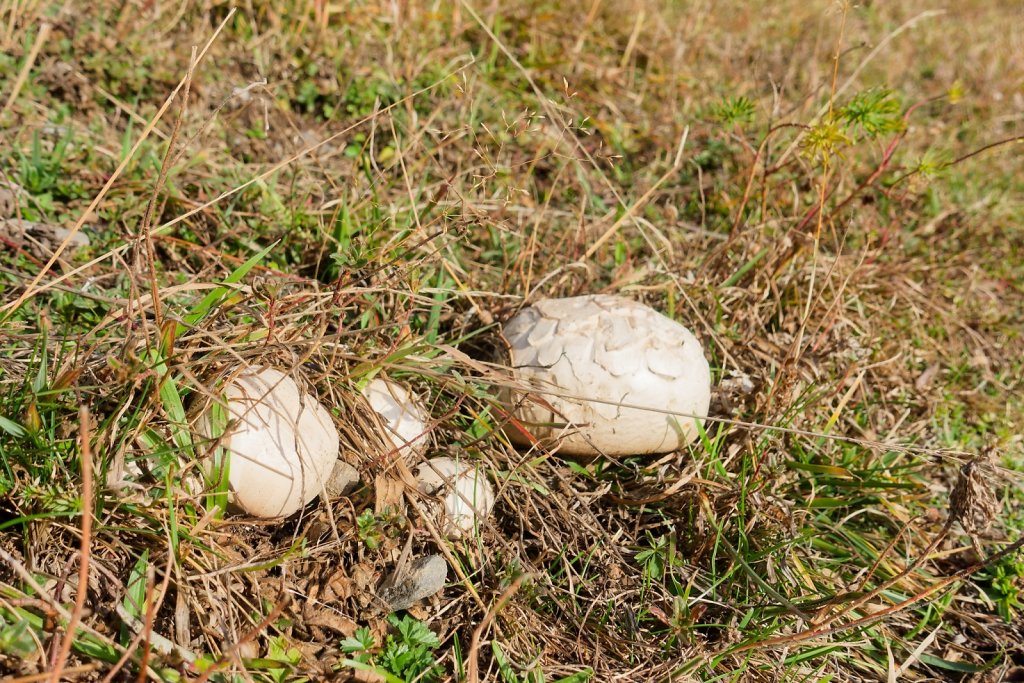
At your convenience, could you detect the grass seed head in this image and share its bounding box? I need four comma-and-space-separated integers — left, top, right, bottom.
950, 447, 1000, 537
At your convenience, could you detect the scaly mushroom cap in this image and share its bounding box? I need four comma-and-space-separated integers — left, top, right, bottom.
502, 294, 711, 456
199, 366, 339, 518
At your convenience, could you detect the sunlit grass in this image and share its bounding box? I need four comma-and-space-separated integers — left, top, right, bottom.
0, 0, 1021, 680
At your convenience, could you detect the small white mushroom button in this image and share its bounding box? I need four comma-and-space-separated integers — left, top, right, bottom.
413, 456, 496, 539
363, 378, 430, 459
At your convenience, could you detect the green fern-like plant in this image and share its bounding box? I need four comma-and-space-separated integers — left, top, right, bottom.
801, 118, 853, 164
839, 88, 904, 139
340, 615, 442, 682
713, 95, 757, 126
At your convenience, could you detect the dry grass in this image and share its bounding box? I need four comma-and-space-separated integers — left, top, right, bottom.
0, 0, 1022, 681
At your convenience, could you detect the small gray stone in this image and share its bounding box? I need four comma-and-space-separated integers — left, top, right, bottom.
325, 460, 360, 497
378, 555, 448, 611
0, 218, 90, 259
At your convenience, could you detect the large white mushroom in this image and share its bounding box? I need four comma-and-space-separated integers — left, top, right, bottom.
197, 366, 339, 518
413, 456, 495, 539
501, 294, 711, 456
363, 378, 429, 459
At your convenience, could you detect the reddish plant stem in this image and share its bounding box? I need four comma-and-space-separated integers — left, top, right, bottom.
889, 133, 1024, 188
47, 406, 93, 683
730, 123, 809, 235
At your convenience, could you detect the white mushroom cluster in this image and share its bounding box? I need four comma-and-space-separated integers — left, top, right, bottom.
184, 291, 710, 611
191, 365, 495, 608
191, 294, 708, 519
501, 294, 711, 456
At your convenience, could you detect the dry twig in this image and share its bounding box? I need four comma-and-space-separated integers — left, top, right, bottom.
47, 406, 93, 683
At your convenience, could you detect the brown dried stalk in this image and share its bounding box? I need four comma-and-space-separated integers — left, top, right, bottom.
47, 406, 93, 683
466, 573, 532, 683
725, 531, 1024, 659
0, 8, 237, 320
138, 45, 198, 331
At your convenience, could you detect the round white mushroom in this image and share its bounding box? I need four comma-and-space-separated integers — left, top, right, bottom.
197, 366, 339, 518
501, 294, 711, 456
363, 378, 429, 459
413, 456, 495, 538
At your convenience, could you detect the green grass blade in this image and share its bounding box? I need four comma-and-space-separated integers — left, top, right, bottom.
180, 241, 277, 331
0, 415, 27, 437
